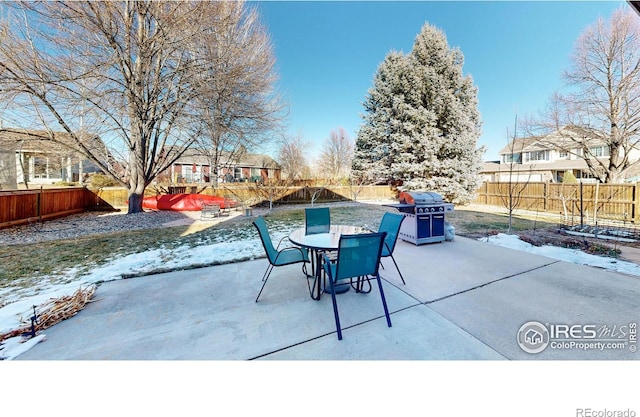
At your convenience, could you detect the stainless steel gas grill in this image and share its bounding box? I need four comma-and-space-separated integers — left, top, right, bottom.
385, 191, 454, 245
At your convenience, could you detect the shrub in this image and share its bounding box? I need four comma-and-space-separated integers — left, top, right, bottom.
89, 173, 120, 187
53, 181, 77, 187
562, 171, 578, 184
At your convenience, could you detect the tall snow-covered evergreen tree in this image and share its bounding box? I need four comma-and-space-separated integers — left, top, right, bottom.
353, 23, 483, 203
352, 51, 409, 183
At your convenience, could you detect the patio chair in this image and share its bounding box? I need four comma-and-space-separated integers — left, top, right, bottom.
377, 212, 406, 285
322, 232, 391, 340
305, 207, 330, 235
252, 216, 310, 302
304, 207, 331, 281
222, 195, 236, 214
200, 202, 221, 220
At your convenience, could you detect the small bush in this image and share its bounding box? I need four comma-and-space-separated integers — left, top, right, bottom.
562, 171, 578, 184
90, 173, 120, 187
53, 181, 77, 187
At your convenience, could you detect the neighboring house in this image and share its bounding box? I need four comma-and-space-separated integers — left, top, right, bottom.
0, 128, 107, 187
0, 144, 17, 190
481, 129, 640, 183
168, 149, 281, 184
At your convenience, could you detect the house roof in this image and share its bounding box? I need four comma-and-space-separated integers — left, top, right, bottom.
240, 153, 280, 169
498, 136, 543, 154
481, 161, 501, 172
0, 128, 108, 157
499, 127, 608, 155
173, 149, 280, 169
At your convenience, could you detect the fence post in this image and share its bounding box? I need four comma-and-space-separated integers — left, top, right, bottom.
631, 182, 640, 224
484, 181, 488, 204
37, 186, 42, 220
480, 181, 487, 204
580, 182, 584, 227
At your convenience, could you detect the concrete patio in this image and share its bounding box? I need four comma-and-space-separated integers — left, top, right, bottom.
15, 235, 640, 360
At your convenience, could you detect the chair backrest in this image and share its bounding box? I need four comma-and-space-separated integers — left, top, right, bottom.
333, 232, 387, 281
252, 217, 278, 264
305, 207, 330, 235
378, 212, 404, 256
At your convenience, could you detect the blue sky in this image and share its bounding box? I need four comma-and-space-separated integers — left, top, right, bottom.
252, 0, 627, 162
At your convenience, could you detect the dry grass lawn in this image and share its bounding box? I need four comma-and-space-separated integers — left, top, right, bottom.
0, 202, 562, 288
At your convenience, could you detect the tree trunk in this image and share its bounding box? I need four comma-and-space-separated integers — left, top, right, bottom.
127, 176, 146, 214
128, 189, 144, 214
127, 143, 146, 214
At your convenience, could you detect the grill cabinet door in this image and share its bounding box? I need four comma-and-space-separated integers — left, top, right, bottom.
417, 214, 431, 238
432, 214, 445, 237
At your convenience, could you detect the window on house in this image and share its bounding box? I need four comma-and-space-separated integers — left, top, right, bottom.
181, 166, 195, 182
525, 150, 549, 162
578, 170, 596, 179
559, 151, 568, 159
502, 153, 521, 163
589, 146, 610, 157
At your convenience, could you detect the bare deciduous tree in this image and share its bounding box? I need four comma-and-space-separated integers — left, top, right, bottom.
250, 178, 295, 212
316, 127, 353, 181
277, 131, 310, 180
189, 1, 284, 186
0, 1, 279, 212
529, 7, 640, 183
348, 175, 369, 202
496, 117, 536, 234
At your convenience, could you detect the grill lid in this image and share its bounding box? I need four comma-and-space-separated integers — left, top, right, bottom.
398, 191, 444, 206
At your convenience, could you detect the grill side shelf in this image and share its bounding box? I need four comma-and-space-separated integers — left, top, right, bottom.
382, 203, 415, 214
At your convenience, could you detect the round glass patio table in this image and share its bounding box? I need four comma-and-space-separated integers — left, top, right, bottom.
289, 225, 370, 299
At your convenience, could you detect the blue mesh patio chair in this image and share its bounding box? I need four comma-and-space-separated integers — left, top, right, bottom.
305, 207, 330, 235
377, 212, 406, 285
321, 232, 391, 340
305, 207, 331, 279
252, 216, 310, 302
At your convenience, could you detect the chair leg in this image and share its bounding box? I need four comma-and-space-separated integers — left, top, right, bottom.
350, 276, 371, 293
390, 254, 406, 285
306, 251, 324, 301
375, 273, 392, 328
328, 280, 343, 340
309, 250, 316, 277
255, 264, 274, 302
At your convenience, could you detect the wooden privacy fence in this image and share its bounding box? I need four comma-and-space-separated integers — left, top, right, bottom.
474, 182, 639, 224
0, 185, 397, 229
7, 182, 640, 229
0, 187, 93, 228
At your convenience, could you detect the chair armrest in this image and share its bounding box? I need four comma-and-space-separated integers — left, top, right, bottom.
275, 236, 310, 260
275, 235, 291, 250
273, 246, 309, 263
